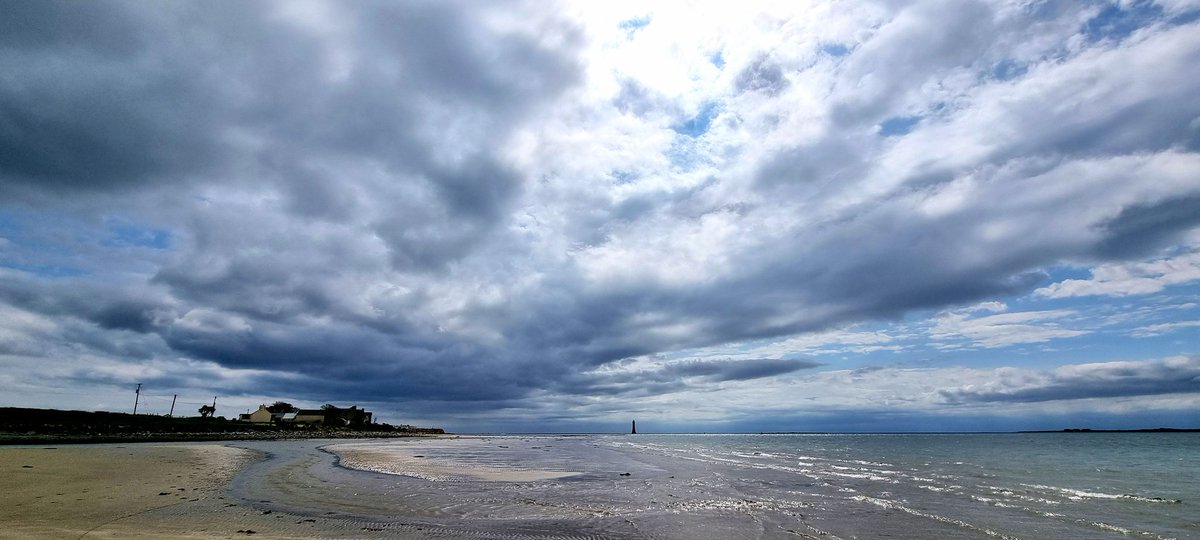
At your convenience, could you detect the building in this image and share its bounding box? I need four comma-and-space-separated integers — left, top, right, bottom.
239, 404, 283, 423
318, 405, 372, 427
238, 403, 374, 427
291, 409, 326, 425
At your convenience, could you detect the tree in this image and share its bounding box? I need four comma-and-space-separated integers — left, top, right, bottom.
198, 404, 216, 418
266, 401, 298, 413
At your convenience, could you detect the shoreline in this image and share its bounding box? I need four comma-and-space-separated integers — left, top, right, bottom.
0, 436, 982, 539
11, 434, 1187, 539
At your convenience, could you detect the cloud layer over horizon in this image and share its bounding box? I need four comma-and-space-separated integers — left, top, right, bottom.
1, 0, 1198, 432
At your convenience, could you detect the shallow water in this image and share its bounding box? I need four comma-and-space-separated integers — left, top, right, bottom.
230, 433, 1199, 539
603, 433, 1200, 539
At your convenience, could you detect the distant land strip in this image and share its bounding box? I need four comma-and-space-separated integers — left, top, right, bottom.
0, 407, 445, 445
1018, 427, 1200, 433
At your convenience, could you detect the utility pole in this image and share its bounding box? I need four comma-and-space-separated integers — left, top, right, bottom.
168, 394, 177, 417
133, 383, 142, 415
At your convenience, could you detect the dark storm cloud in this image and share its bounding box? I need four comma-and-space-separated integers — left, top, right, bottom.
0, 0, 585, 405
0, 1, 225, 191
0, 270, 170, 335
1095, 195, 1200, 258
940, 357, 1200, 404
0, 0, 578, 211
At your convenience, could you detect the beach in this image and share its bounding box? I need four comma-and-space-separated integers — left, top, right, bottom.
1, 437, 831, 539
3, 434, 1196, 539
0, 443, 266, 538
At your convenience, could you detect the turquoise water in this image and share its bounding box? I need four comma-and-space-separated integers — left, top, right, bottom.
609, 433, 1199, 538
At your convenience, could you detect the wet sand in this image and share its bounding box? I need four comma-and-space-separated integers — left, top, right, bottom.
224, 437, 847, 539
1, 441, 462, 539
0, 443, 266, 538
334, 438, 581, 482
1, 438, 618, 539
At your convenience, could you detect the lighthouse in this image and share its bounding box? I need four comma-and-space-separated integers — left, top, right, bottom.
631, 420, 637, 434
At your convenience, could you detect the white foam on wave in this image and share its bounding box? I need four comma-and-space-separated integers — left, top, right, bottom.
1020, 484, 1183, 504
916, 483, 955, 493
848, 495, 1021, 540
1079, 518, 1178, 539
983, 486, 1061, 506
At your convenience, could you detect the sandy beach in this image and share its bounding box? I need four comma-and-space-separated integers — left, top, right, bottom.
0, 441, 488, 540
0, 443, 279, 539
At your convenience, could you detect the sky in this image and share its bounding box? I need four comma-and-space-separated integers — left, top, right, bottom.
1, 0, 1198, 433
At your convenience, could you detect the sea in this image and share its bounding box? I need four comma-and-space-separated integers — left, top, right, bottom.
238, 433, 1199, 539
599, 433, 1199, 539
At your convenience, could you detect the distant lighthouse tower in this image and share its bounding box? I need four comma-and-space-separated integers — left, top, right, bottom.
631, 420, 637, 434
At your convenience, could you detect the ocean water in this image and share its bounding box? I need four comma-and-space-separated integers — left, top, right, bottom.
237, 433, 1199, 539
607, 433, 1199, 539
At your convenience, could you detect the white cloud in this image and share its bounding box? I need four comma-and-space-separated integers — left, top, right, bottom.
940, 355, 1200, 404
930, 305, 1088, 348
1131, 320, 1200, 337
1037, 251, 1200, 298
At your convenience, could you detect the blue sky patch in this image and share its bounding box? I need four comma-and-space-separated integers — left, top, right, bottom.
619, 15, 651, 33
709, 51, 725, 68
610, 169, 639, 184
879, 115, 921, 137
990, 59, 1028, 81
821, 43, 850, 57
0, 261, 89, 278
1082, 0, 1163, 42
673, 101, 720, 138
1168, 9, 1200, 25
103, 220, 171, 249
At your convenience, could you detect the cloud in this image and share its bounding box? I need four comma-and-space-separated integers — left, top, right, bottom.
940, 356, 1200, 404
1, 1, 1199, 429
664, 358, 821, 382
1131, 320, 1200, 337
1037, 250, 1200, 298
930, 304, 1088, 349
1095, 196, 1200, 258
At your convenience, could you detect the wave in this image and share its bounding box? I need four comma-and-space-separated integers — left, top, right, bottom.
849, 495, 1021, 540
1020, 484, 1183, 504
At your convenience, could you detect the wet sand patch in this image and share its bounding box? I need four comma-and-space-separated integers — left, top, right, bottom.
331, 439, 581, 482
0, 443, 257, 538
